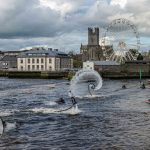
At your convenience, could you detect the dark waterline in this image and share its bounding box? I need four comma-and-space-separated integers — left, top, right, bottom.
0, 77, 150, 150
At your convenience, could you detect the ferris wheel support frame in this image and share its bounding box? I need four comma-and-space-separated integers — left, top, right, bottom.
102, 18, 140, 63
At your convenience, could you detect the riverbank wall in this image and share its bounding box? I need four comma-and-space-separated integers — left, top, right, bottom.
101, 72, 150, 79
0, 70, 69, 79
0, 70, 150, 79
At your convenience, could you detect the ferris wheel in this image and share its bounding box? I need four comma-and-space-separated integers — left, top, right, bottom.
102, 18, 140, 63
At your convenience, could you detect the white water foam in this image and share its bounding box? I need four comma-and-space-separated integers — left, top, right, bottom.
74, 95, 98, 99
45, 101, 57, 106
60, 104, 81, 115
30, 105, 81, 115
0, 109, 18, 116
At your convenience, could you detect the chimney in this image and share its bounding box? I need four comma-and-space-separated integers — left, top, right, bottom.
48, 48, 53, 51
54, 49, 58, 51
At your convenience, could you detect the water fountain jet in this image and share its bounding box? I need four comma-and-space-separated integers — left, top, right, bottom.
70, 69, 103, 98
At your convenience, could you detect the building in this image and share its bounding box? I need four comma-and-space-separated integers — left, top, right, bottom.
0, 55, 17, 70
17, 48, 73, 71
83, 60, 150, 77
83, 61, 95, 70
0, 51, 4, 59
80, 27, 104, 61
124, 60, 150, 73
83, 61, 120, 72
3, 51, 22, 56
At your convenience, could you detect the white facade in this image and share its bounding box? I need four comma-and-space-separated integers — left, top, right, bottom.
83, 61, 94, 70
17, 48, 73, 71
17, 57, 60, 71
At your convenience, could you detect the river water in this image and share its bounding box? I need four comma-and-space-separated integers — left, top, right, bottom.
0, 77, 150, 150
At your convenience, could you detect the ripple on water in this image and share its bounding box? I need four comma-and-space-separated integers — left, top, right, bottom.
0, 78, 150, 149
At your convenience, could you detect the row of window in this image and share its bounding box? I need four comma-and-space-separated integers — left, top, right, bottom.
20, 58, 52, 64
28, 65, 44, 70
20, 65, 52, 71
2, 62, 8, 65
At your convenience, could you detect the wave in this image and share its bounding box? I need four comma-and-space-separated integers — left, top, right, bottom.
29, 105, 81, 115
45, 101, 57, 106
0, 109, 18, 116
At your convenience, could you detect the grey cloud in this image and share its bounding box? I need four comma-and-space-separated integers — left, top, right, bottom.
120, 0, 150, 36
0, 0, 149, 51
0, 0, 64, 38
0, 31, 86, 52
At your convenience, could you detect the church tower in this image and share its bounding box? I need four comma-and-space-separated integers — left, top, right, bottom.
88, 27, 99, 46
80, 27, 104, 61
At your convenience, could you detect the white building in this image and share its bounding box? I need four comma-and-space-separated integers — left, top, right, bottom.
83, 61, 120, 72
83, 61, 94, 70
17, 48, 73, 71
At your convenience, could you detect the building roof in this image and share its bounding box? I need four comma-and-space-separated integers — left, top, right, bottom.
0, 55, 17, 61
0, 51, 4, 54
18, 49, 70, 58
93, 61, 120, 66
4, 51, 21, 53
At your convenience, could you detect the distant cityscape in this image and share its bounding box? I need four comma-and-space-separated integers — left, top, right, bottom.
0, 25, 150, 78
0, 47, 73, 71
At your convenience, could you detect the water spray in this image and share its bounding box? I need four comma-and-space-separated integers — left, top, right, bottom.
88, 83, 96, 96
70, 69, 103, 98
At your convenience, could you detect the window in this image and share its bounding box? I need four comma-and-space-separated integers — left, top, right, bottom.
55, 59, 60, 70
49, 66, 52, 71
28, 65, 30, 70
41, 65, 44, 70
37, 59, 39, 63
3, 62, 8, 66
49, 58, 52, 63
41, 58, 44, 63
32, 65, 35, 70
28, 59, 30, 63
32, 59, 35, 63
37, 65, 39, 70
21, 66, 23, 71
20, 59, 23, 63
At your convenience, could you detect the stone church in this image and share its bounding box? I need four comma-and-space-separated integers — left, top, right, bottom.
80, 27, 104, 61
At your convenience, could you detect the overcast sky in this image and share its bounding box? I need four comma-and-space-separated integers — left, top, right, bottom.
0, 0, 150, 52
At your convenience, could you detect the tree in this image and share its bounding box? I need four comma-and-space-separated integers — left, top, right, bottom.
67, 51, 83, 68
129, 49, 138, 57
137, 53, 143, 60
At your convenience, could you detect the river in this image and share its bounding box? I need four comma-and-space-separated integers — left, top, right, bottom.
0, 77, 150, 149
